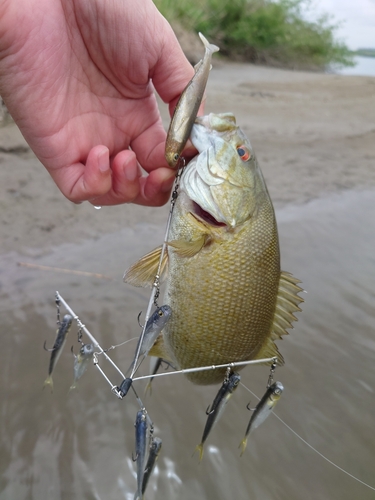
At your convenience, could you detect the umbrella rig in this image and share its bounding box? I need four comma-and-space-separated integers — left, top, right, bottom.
45, 168, 280, 497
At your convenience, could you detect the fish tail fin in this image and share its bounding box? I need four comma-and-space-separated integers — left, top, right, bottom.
133, 490, 141, 500
193, 443, 204, 462
144, 380, 153, 396
43, 375, 53, 392
239, 437, 248, 456
198, 32, 220, 54
68, 382, 77, 392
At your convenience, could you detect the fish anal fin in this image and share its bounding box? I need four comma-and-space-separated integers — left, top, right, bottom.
148, 334, 173, 363
168, 235, 208, 258
123, 246, 168, 288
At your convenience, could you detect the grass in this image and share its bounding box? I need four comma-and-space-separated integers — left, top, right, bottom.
155, 0, 354, 70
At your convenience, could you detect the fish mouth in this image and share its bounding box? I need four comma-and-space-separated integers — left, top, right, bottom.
191, 201, 227, 227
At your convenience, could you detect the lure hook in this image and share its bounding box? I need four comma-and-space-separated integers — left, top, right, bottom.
43, 341, 55, 352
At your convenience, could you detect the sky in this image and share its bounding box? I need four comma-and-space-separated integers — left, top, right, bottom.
306, 0, 375, 49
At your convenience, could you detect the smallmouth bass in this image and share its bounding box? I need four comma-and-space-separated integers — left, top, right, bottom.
124, 113, 303, 385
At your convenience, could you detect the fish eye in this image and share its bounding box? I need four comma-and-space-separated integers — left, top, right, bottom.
173, 153, 179, 162
158, 310, 164, 317
236, 145, 251, 162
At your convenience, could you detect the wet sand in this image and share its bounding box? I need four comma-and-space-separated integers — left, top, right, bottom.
1, 62, 375, 252
0, 64, 375, 500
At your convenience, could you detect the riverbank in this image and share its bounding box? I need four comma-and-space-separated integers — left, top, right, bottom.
1, 61, 374, 254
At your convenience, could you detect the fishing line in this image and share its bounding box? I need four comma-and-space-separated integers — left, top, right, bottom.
129, 165, 184, 379
240, 382, 375, 492
103, 337, 138, 353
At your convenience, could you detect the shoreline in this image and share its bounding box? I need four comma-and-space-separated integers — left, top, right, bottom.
1, 62, 374, 254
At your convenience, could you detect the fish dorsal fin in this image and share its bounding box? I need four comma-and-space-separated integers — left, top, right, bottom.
255, 339, 285, 366
123, 246, 168, 288
148, 334, 173, 362
168, 235, 208, 258
271, 271, 304, 341
255, 271, 304, 366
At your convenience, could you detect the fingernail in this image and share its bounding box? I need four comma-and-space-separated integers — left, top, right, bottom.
124, 161, 137, 182
98, 148, 109, 172
161, 181, 173, 193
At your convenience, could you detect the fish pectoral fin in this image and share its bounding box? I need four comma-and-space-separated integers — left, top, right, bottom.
123, 246, 168, 288
271, 271, 304, 341
148, 334, 173, 363
168, 235, 208, 258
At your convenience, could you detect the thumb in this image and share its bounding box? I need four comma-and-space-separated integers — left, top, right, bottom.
151, 22, 195, 111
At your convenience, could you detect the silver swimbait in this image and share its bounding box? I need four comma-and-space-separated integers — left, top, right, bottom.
165, 33, 219, 168
134, 408, 148, 500
128, 305, 172, 375
195, 372, 240, 460
240, 381, 284, 455
43, 314, 73, 391
69, 343, 94, 390
141, 437, 162, 496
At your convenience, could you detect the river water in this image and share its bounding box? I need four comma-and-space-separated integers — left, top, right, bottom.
333, 55, 375, 77
0, 189, 374, 500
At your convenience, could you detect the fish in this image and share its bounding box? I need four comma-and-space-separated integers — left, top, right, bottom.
69, 343, 95, 391
195, 372, 240, 461
124, 112, 304, 385
240, 381, 284, 455
43, 314, 73, 391
141, 437, 162, 497
127, 305, 172, 375
133, 408, 148, 500
165, 33, 219, 168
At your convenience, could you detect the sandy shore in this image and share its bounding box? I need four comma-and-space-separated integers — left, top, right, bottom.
1, 62, 374, 253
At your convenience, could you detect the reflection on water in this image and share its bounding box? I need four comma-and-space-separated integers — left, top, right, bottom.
0, 190, 374, 500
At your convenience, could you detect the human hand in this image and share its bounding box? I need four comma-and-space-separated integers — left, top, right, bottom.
0, 0, 195, 206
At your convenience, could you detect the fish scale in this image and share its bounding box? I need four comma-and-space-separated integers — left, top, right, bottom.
162, 198, 280, 385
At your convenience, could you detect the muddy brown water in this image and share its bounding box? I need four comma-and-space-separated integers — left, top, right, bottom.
0, 189, 374, 500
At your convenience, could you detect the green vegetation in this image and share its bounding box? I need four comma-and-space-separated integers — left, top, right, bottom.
155, 0, 354, 69
355, 48, 375, 58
